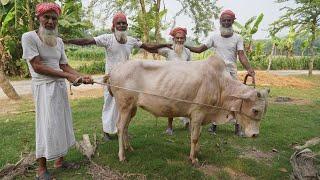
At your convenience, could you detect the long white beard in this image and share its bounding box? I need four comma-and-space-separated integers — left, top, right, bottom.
220, 26, 234, 37
39, 25, 58, 47
114, 29, 128, 44
173, 43, 184, 57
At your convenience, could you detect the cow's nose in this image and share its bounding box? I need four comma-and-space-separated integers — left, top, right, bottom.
252, 134, 259, 138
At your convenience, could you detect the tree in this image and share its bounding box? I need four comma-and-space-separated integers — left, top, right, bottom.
89, 0, 220, 43
270, 0, 320, 76
233, 13, 264, 58
0, 38, 20, 100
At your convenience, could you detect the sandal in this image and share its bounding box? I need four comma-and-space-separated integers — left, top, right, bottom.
35, 170, 51, 180
54, 161, 80, 170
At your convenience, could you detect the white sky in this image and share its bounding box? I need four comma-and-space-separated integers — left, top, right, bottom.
82, 0, 297, 40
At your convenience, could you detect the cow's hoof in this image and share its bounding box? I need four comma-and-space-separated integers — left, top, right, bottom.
189, 157, 199, 167
165, 128, 174, 136
119, 154, 126, 162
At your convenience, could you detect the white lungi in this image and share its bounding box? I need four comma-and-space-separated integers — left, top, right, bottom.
101, 88, 119, 134
32, 80, 75, 160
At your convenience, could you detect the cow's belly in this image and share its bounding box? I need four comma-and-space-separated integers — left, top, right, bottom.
137, 96, 190, 117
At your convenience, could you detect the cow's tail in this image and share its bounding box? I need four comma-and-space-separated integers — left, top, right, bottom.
103, 74, 114, 97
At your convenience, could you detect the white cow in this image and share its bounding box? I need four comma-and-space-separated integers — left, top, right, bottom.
106, 56, 269, 165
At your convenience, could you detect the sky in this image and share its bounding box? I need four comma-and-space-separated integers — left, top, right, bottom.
82, 0, 297, 40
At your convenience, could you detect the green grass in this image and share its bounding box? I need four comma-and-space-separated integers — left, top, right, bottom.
1, 76, 320, 179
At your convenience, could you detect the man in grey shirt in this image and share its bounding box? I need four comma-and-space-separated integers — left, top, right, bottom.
186, 10, 255, 136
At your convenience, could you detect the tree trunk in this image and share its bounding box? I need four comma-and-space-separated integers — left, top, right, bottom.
0, 68, 20, 100
26, 0, 34, 31
0, 42, 20, 100
154, 0, 161, 60
139, 0, 149, 59
267, 43, 276, 72
308, 18, 317, 76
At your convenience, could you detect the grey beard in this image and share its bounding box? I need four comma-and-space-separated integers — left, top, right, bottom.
220, 26, 234, 36
173, 43, 184, 57
39, 25, 58, 47
115, 29, 128, 44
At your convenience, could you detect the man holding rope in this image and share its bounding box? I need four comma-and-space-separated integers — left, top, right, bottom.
21, 2, 94, 179
186, 10, 256, 135
65, 12, 171, 141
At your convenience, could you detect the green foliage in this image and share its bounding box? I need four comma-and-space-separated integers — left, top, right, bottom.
76, 60, 105, 74
65, 46, 105, 61
238, 56, 320, 70
234, 13, 264, 58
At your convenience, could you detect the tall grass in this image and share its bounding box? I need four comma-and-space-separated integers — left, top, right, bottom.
65, 46, 105, 61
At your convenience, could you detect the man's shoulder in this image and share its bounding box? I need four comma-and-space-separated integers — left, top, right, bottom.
232, 33, 243, 39
127, 36, 141, 42
22, 31, 36, 39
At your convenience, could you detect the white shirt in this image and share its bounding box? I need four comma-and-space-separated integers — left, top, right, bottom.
22, 31, 68, 85
158, 47, 191, 61
205, 33, 244, 65
94, 34, 142, 73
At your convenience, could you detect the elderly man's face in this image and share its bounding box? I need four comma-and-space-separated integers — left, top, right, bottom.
115, 19, 128, 31
173, 32, 186, 45
39, 11, 58, 30
220, 14, 234, 28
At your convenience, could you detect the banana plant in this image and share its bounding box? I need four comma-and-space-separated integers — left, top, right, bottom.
234, 13, 264, 57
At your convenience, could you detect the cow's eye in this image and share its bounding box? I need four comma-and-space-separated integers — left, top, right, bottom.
252, 109, 259, 114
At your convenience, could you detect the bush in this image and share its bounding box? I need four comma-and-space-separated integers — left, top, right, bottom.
76, 60, 105, 74
65, 46, 105, 61
238, 56, 320, 70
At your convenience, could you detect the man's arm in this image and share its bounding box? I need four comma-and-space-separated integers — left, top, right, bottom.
238, 50, 255, 77
140, 43, 172, 53
184, 44, 208, 53
30, 56, 79, 82
64, 38, 96, 46
60, 64, 93, 84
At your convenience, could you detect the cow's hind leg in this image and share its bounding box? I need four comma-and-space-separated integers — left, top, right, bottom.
189, 114, 203, 166
117, 104, 134, 162
124, 106, 137, 152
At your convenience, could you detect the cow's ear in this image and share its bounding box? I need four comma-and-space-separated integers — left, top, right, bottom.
228, 99, 242, 112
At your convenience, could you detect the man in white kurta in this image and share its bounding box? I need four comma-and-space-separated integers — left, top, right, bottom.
21, 2, 93, 178
185, 10, 256, 135
65, 12, 171, 141
157, 27, 191, 135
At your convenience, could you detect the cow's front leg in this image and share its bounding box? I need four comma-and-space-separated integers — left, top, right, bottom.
189, 119, 202, 166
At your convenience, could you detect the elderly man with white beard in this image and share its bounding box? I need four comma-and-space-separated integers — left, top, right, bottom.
65, 12, 171, 141
156, 27, 191, 135
21, 2, 94, 179
185, 10, 256, 136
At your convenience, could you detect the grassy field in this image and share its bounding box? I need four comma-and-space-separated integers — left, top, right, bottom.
0, 75, 319, 179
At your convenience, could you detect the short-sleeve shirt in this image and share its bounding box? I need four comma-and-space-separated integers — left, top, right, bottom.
21, 31, 68, 85
158, 47, 191, 61
205, 33, 244, 65
94, 34, 142, 73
